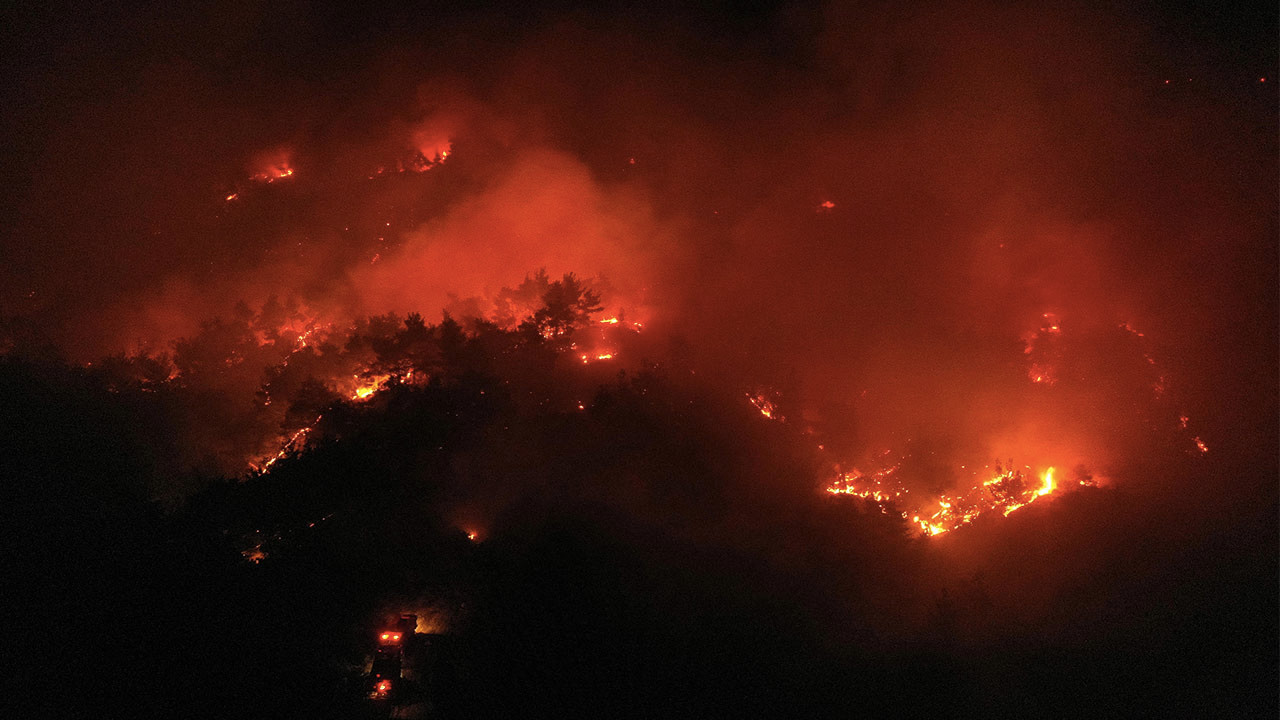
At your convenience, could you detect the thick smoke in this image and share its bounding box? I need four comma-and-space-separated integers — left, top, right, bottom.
11, 2, 1271, 477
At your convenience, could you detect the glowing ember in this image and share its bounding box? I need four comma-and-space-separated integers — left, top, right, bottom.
1028, 364, 1056, 385
1119, 321, 1145, 338
1023, 313, 1063, 385
251, 413, 323, 474
1117, 321, 1208, 445
747, 392, 783, 421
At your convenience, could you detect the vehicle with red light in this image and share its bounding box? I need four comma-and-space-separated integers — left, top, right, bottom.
364, 614, 418, 703
378, 615, 416, 645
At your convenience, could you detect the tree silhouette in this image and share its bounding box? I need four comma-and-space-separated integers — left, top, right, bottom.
520, 273, 603, 345
494, 268, 552, 327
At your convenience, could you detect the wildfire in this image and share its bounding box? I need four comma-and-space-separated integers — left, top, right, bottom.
352, 374, 392, 400
234, 287, 1173, 545
1036, 466, 1055, 496
781, 314, 1208, 535
252, 415, 323, 473
827, 463, 1072, 536
597, 315, 643, 331
371, 137, 453, 177
217, 149, 300, 203
411, 132, 453, 167
240, 288, 634, 477
251, 164, 295, 184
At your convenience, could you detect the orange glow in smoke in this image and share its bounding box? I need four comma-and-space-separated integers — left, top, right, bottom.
412, 131, 453, 166
247, 148, 296, 185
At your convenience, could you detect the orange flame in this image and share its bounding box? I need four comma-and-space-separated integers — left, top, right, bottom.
826, 460, 1069, 536
352, 374, 391, 400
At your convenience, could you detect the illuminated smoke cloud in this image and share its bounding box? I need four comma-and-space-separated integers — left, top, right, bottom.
3, 0, 1273, 496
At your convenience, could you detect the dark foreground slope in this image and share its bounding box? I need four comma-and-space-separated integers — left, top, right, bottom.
1, 331, 1275, 719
